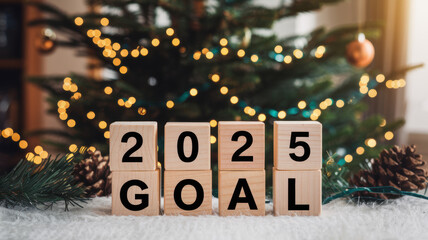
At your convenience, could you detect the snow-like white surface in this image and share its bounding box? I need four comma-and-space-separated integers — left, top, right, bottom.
1, 197, 427, 240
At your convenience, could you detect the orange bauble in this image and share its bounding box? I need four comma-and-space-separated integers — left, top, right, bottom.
346, 39, 375, 68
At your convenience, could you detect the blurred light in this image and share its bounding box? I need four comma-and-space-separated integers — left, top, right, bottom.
385, 131, 394, 140
211, 74, 220, 82
237, 49, 245, 57
166, 100, 174, 108
380, 118, 386, 127
67, 119, 76, 128
360, 86, 368, 94
298, 100, 307, 109
152, 38, 160, 47
40, 151, 48, 159
206, 51, 214, 59
376, 74, 385, 83
113, 58, 121, 66
202, 48, 209, 54
220, 86, 228, 95
104, 131, 110, 139
210, 135, 216, 144
74, 17, 84, 26
172, 38, 180, 46
120, 49, 128, 57
128, 97, 136, 104
193, 51, 201, 60
11, 133, 20, 142
88, 146, 96, 152
284, 55, 292, 64
19, 140, 28, 149
258, 113, 266, 121
344, 154, 353, 163
368, 89, 377, 98
336, 99, 345, 108
119, 66, 128, 74
166, 28, 174, 36
112, 43, 120, 51
325, 98, 333, 106
220, 38, 228, 46
366, 138, 377, 148
230, 96, 239, 104
190, 88, 198, 96
138, 107, 147, 115
87, 111, 95, 119
221, 47, 229, 55
59, 113, 68, 120
100, 17, 109, 26
118, 99, 125, 106
356, 147, 365, 155
99, 121, 107, 129
319, 101, 327, 110
360, 74, 370, 84
250, 54, 259, 62
293, 49, 303, 59
140, 48, 149, 56
278, 110, 286, 119
104, 86, 113, 95
33, 156, 42, 165
210, 119, 217, 127
34, 146, 43, 155
131, 49, 139, 57
274, 45, 283, 53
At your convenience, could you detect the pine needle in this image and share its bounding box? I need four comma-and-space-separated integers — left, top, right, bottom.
0, 155, 88, 210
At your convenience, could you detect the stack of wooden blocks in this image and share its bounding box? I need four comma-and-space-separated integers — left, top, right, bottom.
110, 121, 322, 216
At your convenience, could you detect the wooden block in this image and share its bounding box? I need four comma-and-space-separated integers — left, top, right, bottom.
110, 122, 157, 171
218, 170, 265, 216
112, 170, 160, 216
164, 170, 212, 215
274, 121, 322, 170
218, 121, 265, 170
273, 169, 321, 216
164, 122, 210, 170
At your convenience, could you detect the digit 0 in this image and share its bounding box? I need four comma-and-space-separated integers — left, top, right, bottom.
177, 131, 199, 162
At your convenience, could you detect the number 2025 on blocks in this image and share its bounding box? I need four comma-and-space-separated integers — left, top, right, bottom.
110, 121, 322, 216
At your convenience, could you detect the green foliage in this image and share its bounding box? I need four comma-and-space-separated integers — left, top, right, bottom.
28, 0, 404, 174
0, 155, 87, 210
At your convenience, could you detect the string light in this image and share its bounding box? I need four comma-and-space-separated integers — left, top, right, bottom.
87, 111, 95, 119
284, 55, 292, 64
376, 74, 385, 83
368, 89, 377, 98
59, 113, 68, 120
166, 28, 174, 36
356, 147, 365, 155
206, 51, 214, 59
166, 100, 174, 108
384, 131, 394, 140
193, 51, 201, 60
172, 38, 180, 46
219, 38, 228, 46
19, 140, 28, 149
74, 17, 84, 26
104, 131, 110, 139
293, 49, 303, 59
112, 43, 121, 51
221, 48, 229, 55
210, 135, 217, 144
138, 107, 147, 115
380, 119, 386, 127
99, 121, 107, 129
210, 120, 217, 127
274, 45, 283, 53
120, 49, 128, 57
140, 48, 149, 56
211, 74, 220, 82
344, 154, 353, 163
258, 113, 266, 121
151, 38, 160, 47
336, 99, 345, 108
366, 138, 377, 148
100, 17, 109, 26
230, 96, 239, 104
278, 111, 286, 119
220, 86, 228, 95
298, 100, 307, 109
67, 119, 76, 128
131, 49, 139, 57
202, 48, 209, 54
119, 66, 128, 74
250, 54, 259, 62
189, 88, 198, 96
237, 49, 245, 57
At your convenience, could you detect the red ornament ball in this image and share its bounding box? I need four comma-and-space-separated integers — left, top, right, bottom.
346, 39, 375, 68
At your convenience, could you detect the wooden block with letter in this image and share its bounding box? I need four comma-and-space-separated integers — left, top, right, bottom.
218, 121, 265, 170
274, 121, 322, 170
218, 170, 265, 216
110, 121, 157, 171
273, 169, 321, 216
164, 122, 210, 170
112, 169, 160, 216
164, 170, 212, 215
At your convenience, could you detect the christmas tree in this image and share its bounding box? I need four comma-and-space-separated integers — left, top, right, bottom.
29, 0, 404, 183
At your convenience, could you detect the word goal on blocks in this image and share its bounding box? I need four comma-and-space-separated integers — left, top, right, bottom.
273, 121, 322, 216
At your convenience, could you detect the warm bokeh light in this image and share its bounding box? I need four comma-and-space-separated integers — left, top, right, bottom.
166, 28, 174, 36
220, 38, 228, 46
210, 119, 217, 127
250, 54, 259, 62
336, 99, 345, 108
211, 74, 220, 82
274, 45, 283, 53
210, 135, 217, 144
67, 119, 76, 128
284, 55, 292, 64
220, 86, 228, 95
278, 110, 286, 119
104, 86, 113, 95
344, 154, 353, 163
74, 17, 84, 26
298, 100, 307, 109
151, 38, 160, 47
87, 111, 95, 119
99, 121, 107, 129
100, 17, 109, 26
258, 113, 266, 121
166, 100, 174, 108
190, 88, 198, 96
237, 49, 245, 57
356, 147, 365, 155
384, 131, 394, 140
230, 96, 239, 104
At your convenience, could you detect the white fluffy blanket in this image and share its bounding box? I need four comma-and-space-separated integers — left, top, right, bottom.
1, 197, 427, 240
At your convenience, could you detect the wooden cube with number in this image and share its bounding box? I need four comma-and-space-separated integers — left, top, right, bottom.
218, 170, 265, 216
218, 121, 265, 170
110, 122, 157, 171
273, 169, 321, 216
164, 122, 210, 170
164, 170, 212, 215
112, 169, 160, 216
274, 121, 322, 170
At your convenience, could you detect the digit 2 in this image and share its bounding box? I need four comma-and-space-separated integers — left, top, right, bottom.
231, 131, 253, 162
121, 132, 143, 162
289, 132, 310, 162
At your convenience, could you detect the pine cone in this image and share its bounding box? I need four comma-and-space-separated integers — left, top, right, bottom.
349, 145, 427, 201
73, 150, 112, 197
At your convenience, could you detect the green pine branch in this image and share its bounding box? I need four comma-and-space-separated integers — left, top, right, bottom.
0, 155, 88, 211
